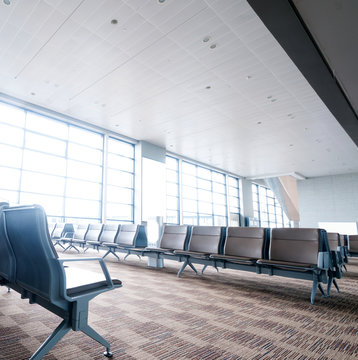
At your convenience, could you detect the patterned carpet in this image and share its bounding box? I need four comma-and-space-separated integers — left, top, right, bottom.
1, 251, 358, 360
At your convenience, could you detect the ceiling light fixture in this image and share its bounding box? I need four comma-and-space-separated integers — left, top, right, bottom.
158, 0, 166, 3
206, 86, 211, 90
203, 36, 211, 43
3, 0, 10, 5
111, 19, 118, 25
246, 75, 252, 80
210, 43, 217, 49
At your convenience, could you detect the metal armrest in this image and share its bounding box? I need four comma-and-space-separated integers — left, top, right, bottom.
58, 257, 114, 301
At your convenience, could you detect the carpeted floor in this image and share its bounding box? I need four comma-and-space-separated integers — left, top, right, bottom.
1, 251, 358, 360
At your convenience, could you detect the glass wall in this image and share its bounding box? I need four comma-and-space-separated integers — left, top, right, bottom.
252, 183, 291, 227
0, 101, 135, 224
165, 156, 241, 226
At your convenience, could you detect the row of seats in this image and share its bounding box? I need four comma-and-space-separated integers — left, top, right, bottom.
49, 221, 350, 304
1, 203, 121, 359
50, 222, 147, 260
131, 225, 345, 304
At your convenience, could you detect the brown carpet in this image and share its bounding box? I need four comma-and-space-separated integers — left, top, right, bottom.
1, 252, 358, 360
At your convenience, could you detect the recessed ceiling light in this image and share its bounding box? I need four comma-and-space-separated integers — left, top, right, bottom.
287, 113, 292, 117
257, 121, 262, 125
271, 99, 277, 102
158, 0, 166, 3
246, 75, 252, 80
210, 43, 217, 49
111, 19, 118, 25
205, 86, 211, 90
203, 36, 211, 43
3, 0, 10, 5
30, 92, 36, 96
267, 95, 272, 99
289, 144, 293, 147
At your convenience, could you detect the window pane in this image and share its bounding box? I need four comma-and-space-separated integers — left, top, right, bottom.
182, 185, 196, 199
166, 182, 178, 196
182, 174, 196, 187
0, 102, 25, 127
229, 213, 240, 227
166, 195, 179, 210
213, 204, 226, 216
166, 156, 178, 170
166, 169, 178, 183
213, 172, 225, 184
198, 201, 212, 214
228, 176, 239, 188
20, 192, 63, 216
65, 198, 100, 219
213, 182, 226, 193
106, 203, 133, 221
183, 212, 197, 225
229, 186, 239, 198
26, 112, 68, 139
0, 189, 18, 203
107, 169, 133, 188
68, 143, 103, 165
21, 171, 65, 196
214, 215, 227, 226
198, 189, 211, 202
197, 167, 211, 180
108, 138, 134, 158
213, 193, 226, 205
69, 126, 103, 149
67, 160, 102, 182
0, 167, 20, 190
199, 215, 213, 226
0, 144, 23, 168
182, 162, 196, 175
107, 186, 133, 204
107, 153, 133, 172
0, 123, 24, 146
66, 178, 101, 200
166, 210, 179, 224
23, 150, 66, 176
26, 132, 66, 156
197, 178, 211, 190
182, 198, 197, 212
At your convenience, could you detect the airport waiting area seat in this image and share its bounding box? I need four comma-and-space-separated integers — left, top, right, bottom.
348, 235, 358, 257
145, 224, 190, 255
0, 205, 121, 360
102, 224, 147, 260
62, 223, 89, 252
86, 223, 120, 252
326, 232, 343, 295
210, 227, 268, 270
51, 222, 74, 250
82, 224, 104, 252
256, 228, 331, 304
174, 226, 226, 277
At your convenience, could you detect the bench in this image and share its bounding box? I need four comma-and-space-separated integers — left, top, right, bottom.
174, 226, 226, 277
348, 235, 358, 257
0, 205, 121, 359
257, 228, 332, 304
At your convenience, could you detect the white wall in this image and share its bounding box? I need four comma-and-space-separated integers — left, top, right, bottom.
298, 173, 358, 227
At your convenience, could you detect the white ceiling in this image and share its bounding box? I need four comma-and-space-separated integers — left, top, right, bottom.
0, 0, 357, 178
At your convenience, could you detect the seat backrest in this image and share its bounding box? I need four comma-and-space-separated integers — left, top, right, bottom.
73, 224, 89, 240
48, 222, 56, 237
116, 224, 138, 246
270, 228, 326, 265
84, 224, 103, 242
160, 225, 188, 250
349, 235, 358, 252
327, 232, 339, 251
225, 227, 266, 259
188, 226, 223, 254
99, 224, 120, 243
52, 223, 64, 239
3, 205, 64, 302
0, 203, 15, 283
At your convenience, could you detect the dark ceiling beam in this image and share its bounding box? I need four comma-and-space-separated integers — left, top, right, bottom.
248, 0, 358, 147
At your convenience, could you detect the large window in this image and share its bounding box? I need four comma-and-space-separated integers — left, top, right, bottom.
165, 156, 241, 226
252, 183, 291, 228
0, 101, 135, 224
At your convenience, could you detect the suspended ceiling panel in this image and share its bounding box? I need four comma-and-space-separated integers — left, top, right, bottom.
0, 0, 357, 178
